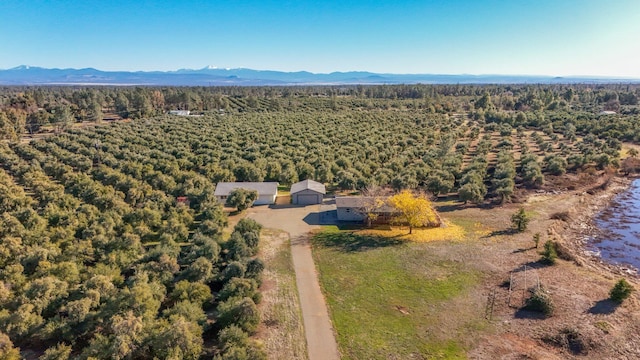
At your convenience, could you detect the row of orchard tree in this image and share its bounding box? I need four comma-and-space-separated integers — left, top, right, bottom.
39, 108, 619, 204
0, 84, 639, 140
0, 137, 268, 358
13, 107, 622, 207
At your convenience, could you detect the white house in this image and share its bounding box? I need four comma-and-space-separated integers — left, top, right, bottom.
169, 110, 190, 116
214, 182, 279, 205
290, 179, 325, 205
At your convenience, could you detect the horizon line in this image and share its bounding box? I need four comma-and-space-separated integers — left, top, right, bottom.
3, 65, 640, 80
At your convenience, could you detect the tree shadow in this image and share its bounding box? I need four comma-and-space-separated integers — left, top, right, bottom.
312, 231, 404, 252
482, 228, 517, 238
514, 308, 548, 320
512, 246, 537, 254
434, 203, 465, 213
512, 260, 554, 272
588, 299, 620, 315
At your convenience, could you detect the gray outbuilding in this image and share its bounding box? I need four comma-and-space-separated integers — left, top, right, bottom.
290, 179, 326, 205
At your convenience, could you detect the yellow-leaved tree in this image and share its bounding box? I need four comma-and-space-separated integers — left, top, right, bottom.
387, 190, 440, 234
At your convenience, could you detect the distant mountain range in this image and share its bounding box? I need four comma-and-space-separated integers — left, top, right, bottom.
1, 65, 638, 86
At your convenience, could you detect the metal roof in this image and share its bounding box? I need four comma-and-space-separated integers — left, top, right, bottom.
214, 182, 279, 196
335, 196, 395, 213
290, 179, 326, 195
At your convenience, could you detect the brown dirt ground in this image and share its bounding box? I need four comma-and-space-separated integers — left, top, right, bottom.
448, 173, 640, 359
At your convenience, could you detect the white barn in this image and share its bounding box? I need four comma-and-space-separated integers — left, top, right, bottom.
290, 179, 325, 205
214, 182, 279, 205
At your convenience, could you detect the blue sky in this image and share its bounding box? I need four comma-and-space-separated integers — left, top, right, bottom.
1, 0, 639, 76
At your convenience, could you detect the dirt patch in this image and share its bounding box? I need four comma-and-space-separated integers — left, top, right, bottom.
442, 174, 640, 359
232, 176, 640, 359
255, 229, 308, 359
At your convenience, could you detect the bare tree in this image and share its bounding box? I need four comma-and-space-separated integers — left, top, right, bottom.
358, 185, 387, 227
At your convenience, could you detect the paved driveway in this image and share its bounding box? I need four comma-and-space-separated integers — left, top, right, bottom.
246, 203, 340, 360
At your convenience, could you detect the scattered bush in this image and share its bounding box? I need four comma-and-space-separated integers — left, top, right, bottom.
609, 278, 634, 303
524, 287, 555, 317
542, 327, 593, 355
550, 211, 570, 221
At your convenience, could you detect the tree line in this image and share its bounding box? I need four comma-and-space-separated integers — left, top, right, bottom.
0, 84, 639, 141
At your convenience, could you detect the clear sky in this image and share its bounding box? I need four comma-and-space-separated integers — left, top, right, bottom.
1, 0, 639, 76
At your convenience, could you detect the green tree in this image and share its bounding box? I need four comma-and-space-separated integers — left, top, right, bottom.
533, 233, 541, 249
225, 189, 258, 212
216, 297, 260, 334
609, 279, 634, 303
244, 258, 264, 286
218, 277, 261, 304
0, 331, 20, 360
39, 343, 72, 360
545, 155, 567, 176
520, 154, 544, 188
492, 151, 516, 203
150, 317, 203, 360
170, 280, 213, 306
51, 105, 74, 131
474, 92, 494, 110
511, 207, 529, 232
540, 240, 558, 265
524, 287, 554, 317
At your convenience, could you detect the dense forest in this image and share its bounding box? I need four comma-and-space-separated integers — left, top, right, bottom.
0, 84, 640, 358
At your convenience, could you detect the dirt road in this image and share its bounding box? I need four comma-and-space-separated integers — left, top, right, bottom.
247, 204, 340, 360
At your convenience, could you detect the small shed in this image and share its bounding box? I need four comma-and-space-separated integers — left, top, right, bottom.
214, 182, 279, 205
290, 179, 326, 205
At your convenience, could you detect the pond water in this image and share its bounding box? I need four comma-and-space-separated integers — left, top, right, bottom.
589, 179, 640, 270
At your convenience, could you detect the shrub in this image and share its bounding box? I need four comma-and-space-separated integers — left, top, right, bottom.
540, 240, 558, 265
609, 279, 634, 303
524, 287, 555, 316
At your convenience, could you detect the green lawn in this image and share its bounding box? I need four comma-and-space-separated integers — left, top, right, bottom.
312, 227, 487, 359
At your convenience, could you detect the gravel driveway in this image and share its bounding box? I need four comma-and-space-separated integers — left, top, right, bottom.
246, 202, 340, 360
